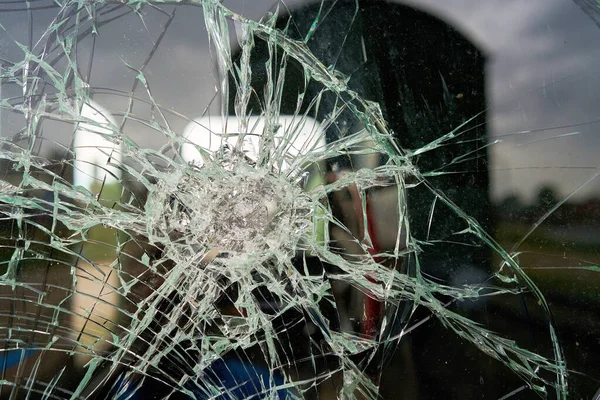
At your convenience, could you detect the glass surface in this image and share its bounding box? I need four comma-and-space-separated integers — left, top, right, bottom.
0, 0, 599, 398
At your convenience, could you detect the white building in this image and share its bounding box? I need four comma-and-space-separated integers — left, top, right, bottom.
72, 101, 121, 192
181, 115, 326, 170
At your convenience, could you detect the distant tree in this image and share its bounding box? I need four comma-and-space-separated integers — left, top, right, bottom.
536, 185, 559, 209
500, 194, 522, 212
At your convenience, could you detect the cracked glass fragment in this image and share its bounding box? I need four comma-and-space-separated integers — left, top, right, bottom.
0, 0, 599, 399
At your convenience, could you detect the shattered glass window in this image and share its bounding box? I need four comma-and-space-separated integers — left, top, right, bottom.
0, 0, 599, 398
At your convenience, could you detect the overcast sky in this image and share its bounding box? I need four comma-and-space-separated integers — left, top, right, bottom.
1, 0, 599, 203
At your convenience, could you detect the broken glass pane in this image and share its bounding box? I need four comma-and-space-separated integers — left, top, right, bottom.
0, 0, 598, 398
